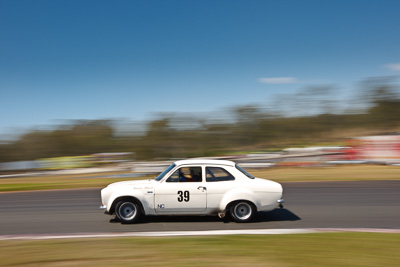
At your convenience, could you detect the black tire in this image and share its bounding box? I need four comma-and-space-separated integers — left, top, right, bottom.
230, 201, 255, 223
115, 200, 141, 224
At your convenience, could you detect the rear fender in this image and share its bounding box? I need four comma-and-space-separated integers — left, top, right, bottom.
219, 188, 260, 211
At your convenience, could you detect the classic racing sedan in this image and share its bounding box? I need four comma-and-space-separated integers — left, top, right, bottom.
100, 159, 284, 223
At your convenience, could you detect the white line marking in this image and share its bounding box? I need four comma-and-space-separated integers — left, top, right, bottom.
0, 228, 399, 240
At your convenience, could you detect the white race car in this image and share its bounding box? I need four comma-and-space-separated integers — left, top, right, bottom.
100, 159, 284, 223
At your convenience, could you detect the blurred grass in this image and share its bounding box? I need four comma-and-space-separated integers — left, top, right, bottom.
0, 171, 150, 192
252, 164, 400, 183
0, 165, 399, 192
0, 233, 399, 266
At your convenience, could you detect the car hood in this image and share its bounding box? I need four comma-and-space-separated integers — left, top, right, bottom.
106, 179, 157, 189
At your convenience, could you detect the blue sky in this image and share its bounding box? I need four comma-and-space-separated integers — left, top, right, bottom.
1, 0, 400, 136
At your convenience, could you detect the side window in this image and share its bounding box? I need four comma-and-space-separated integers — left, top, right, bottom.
166, 167, 202, 182
206, 167, 235, 182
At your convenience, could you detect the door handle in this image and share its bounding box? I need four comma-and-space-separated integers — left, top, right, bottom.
197, 186, 207, 191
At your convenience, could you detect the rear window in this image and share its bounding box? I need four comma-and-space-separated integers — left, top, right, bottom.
235, 164, 254, 179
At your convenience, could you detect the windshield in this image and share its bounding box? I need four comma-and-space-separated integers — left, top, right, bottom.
154, 163, 176, 181
235, 164, 254, 179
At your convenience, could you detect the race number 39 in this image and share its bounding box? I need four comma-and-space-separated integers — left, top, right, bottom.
177, 190, 190, 202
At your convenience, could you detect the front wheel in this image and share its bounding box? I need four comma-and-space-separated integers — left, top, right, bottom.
230, 201, 255, 223
115, 200, 141, 224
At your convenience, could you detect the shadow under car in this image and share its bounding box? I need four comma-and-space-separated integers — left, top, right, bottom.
110, 208, 301, 224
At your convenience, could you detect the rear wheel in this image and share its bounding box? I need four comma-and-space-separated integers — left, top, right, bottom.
115, 200, 141, 224
230, 201, 255, 223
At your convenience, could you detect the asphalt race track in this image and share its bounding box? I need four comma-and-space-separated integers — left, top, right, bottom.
1, 181, 399, 236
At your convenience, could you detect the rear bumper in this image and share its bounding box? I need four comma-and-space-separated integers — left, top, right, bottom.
277, 198, 284, 208
99, 205, 107, 210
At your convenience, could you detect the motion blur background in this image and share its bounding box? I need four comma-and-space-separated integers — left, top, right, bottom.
1, 3, 400, 266
1, 0, 400, 171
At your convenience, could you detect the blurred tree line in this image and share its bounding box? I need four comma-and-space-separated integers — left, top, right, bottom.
1, 78, 400, 162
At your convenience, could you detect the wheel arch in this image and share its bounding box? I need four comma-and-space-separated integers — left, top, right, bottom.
110, 196, 145, 215
225, 199, 258, 214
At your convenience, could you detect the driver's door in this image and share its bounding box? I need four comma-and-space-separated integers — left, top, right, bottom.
154, 166, 207, 214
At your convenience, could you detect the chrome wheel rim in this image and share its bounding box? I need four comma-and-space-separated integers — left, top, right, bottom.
118, 202, 137, 220
233, 202, 252, 220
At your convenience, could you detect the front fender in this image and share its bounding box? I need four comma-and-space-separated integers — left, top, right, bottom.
219, 188, 260, 211
107, 189, 150, 215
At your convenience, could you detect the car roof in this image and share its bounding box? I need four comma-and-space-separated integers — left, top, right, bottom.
174, 159, 236, 167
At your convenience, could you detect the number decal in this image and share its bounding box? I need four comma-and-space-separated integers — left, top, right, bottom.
177, 191, 183, 202
184, 190, 190, 202
177, 191, 190, 202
